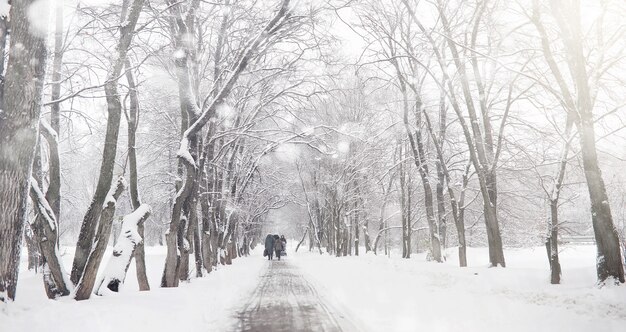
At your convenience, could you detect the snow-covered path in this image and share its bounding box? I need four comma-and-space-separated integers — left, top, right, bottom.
4, 245, 625, 332
233, 259, 353, 332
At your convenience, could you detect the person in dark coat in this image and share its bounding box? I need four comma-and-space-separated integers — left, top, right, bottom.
274, 236, 284, 260
280, 235, 287, 256
264, 234, 275, 260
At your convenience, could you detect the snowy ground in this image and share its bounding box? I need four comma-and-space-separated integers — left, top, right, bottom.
2, 246, 266, 332
2, 244, 625, 332
293, 245, 626, 332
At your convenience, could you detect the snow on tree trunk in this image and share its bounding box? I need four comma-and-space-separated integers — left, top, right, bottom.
29, 179, 72, 298
71, 0, 146, 285
96, 204, 151, 295
74, 177, 126, 300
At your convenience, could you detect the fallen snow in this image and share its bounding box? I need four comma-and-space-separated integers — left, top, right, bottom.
3, 246, 266, 332
292, 245, 626, 332
5, 244, 625, 332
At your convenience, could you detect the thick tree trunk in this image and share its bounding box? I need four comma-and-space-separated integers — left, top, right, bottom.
74, 178, 126, 300
539, 0, 624, 283
0, 0, 49, 302
29, 179, 71, 299
578, 117, 624, 283
96, 204, 151, 294
0, 15, 8, 109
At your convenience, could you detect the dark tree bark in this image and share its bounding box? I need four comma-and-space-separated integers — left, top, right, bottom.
71, 0, 145, 285
402, 0, 505, 266
74, 177, 126, 300
0, 0, 50, 302
29, 179, 71, 299
162, 0, 293, 286
0, 15, 8, 109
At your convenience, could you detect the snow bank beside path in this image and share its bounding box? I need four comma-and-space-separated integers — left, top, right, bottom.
292, 245, 626, 332
3, 246, 266, 332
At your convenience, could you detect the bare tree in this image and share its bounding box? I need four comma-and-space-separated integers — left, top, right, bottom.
531, 0, 625, 284
71, 0, 146, 293
0, 0, 50, 302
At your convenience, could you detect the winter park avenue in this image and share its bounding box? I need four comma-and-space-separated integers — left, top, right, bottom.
1, 0, 626, 331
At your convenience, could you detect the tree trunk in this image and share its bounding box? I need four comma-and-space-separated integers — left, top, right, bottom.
29, 179, 71, 299
47, 3, 64, 220
403, 0, 505, 266
71, 0, 145, 285
24, 223, 41, 271
539, 0, 624, 283
295, 227, 308, 252
547, 200, 561, 284
125, 58, 150, 291
0, 15, 8, 109
436, 162, 447, 249
390, 54, 442, 262
400, 143, 409, 259
74, 177, 126, 300
0, 0, 49, 302
96, 205, 151, 294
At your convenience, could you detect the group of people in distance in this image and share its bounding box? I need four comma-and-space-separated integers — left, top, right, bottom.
264, 234, 287, 260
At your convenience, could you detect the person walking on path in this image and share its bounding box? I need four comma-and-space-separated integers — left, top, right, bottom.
280, 235, 287, 256
274, 237, 284, 260
264, 234, 275, 260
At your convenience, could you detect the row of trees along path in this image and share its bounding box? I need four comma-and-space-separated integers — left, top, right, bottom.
1, 0, 625, 304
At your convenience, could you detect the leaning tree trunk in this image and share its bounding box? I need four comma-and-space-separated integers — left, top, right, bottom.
535, 0, 624, 283
125, 58, 150, 291
578, 110, 624, 283
29, 179, 71, 298
96, 204, 151, 294
0, 0, 50, 302
74, 177, 126, 300
71, 0, 145, 285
